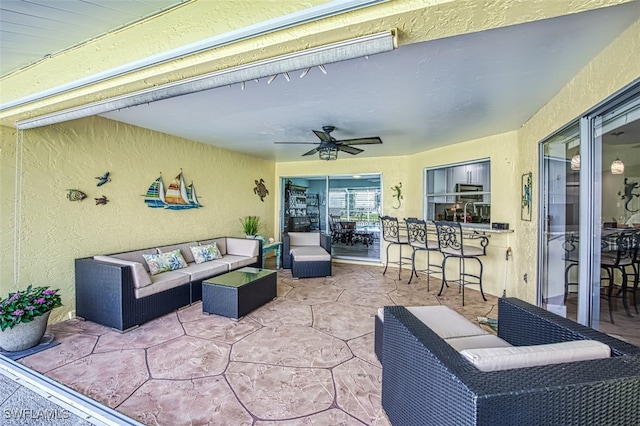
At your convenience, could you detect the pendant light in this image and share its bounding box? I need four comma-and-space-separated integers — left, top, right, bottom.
570, 151, 580, 171
611, 132, 625, 175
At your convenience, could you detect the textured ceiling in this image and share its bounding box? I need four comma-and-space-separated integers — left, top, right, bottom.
0, 0, 184, 76
101, 4, 640, 161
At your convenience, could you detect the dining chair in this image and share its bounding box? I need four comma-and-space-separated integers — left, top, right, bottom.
563, 233, 579, 303
380, 215, 412, 280
434, 220, 489, 306
601, 229, 638, 323
405, 218, 442, 289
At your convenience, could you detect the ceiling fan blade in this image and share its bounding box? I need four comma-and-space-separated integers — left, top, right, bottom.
302, 147, 321, 156
313, 130, 332, 142
336, 144, 364, 155
274, 142, 320, 145
336, 137, 383, 145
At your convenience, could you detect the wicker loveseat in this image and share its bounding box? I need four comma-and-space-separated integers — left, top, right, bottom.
75, 237, 261, 331
378, 298, 640, 426
282, 232, 331, 278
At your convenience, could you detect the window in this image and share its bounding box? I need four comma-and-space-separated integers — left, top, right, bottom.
424, 159, 491, 225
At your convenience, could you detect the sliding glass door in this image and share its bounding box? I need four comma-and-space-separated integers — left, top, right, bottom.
539, 84, 639, 345
282, 174, 381, 262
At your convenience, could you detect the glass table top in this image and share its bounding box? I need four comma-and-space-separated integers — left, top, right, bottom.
205, 267, 276, 288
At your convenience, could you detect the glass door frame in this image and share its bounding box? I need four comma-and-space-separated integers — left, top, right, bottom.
537, 81, 640, 328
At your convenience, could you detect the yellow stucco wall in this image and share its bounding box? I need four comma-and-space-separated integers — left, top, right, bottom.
515, 16, 640, 303
0, 117, 275, 324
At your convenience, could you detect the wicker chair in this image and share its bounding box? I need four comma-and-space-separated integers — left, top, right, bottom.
282, 232, 332, 278
379, 298, 640, 426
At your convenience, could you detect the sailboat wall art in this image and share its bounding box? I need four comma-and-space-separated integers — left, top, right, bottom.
144, 170, 203, 210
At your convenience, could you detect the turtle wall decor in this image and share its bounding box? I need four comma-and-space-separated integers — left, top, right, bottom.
254, 178, 269, 202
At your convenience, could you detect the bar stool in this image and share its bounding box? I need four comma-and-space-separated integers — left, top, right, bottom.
381, 215, 412, 279
405, 218, 442, 289
434, 221, 488, 306
600, 230, 637, 323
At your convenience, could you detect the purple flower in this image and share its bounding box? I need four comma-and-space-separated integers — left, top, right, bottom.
35, 298, 46, 304
8, 292, 20, 302
0, 310, 4, 315
12, 309, 24, 316
25, 305, 35, 311
43, 289, 57, 295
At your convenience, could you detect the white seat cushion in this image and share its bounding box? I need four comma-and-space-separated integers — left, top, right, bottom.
446, 334, 512, 351
406, 306, 488, 339
291, 246, 331, 262
460, 340, 611, 372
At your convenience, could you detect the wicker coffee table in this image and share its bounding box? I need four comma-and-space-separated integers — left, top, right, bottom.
202, 267, 277, 319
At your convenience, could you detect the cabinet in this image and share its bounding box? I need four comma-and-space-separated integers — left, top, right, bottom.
285, 181, 310, 232
306, 194, 320, 231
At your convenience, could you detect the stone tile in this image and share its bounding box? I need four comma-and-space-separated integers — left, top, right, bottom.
231, 326, 351, 368
176, 302, 206, 323
148, 335, 231, 379
0, 374, 20, 404
247, 298, 312, 327
118, 377, 252, 426
48, 319, 111, 336
333, 357, 389, 425
338, 289, 394, 310
255, 408, 363, 425
226, 362, 334, 420
332, 272, 397, 293
47, 350, 148, 408
93, 313, 184, 353
19, 334, 98, 373
285, 283, 344, 305
387, 288, 441, 307
277, 281, 293, 297
348, 332, 379, 366
183, 315, 262, 344
312, 302, 375, 340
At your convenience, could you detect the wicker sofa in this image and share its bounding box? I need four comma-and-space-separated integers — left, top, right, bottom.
282, 232, 331, 278
377, 298, 640, 426
75, 237, 261, 331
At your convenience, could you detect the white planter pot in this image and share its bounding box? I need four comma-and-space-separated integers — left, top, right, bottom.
0, 311, 50, 352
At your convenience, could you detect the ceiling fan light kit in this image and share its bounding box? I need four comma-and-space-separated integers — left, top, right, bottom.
275, 125, 383, 160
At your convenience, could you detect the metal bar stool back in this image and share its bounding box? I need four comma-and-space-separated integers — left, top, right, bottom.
600, 230, 638, 323
380, 215, 412, 279
434, 220, 488, 306
405, 218, 442, 289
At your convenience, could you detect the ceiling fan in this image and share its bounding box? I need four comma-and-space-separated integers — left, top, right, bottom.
274, 126, 383, 160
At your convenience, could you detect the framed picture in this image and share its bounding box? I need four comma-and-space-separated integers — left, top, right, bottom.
521, 172, 532, 221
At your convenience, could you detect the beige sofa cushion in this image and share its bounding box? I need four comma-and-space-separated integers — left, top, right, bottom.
93, 256, 152, 289
198, 238, 227, 255
291, 246, 331, 262
215, 255, 258, 270
157, 242, 199, 264
175, 261, 229, 282
406, 306, 488, 339
112, 248, 159, 272
288, 232, 321, 246
460, 340, 611, 372
134, 270, 190, 299
446, 334, 512, 352
226, 238, 259, 257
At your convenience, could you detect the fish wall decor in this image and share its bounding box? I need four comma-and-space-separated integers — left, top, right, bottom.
96, 171, 111, 186
95, 195, 109, 205
66, 189, 87, 201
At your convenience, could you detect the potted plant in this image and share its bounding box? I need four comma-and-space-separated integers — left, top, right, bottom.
239, 215, 261, 238
0, 285, 62, 352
